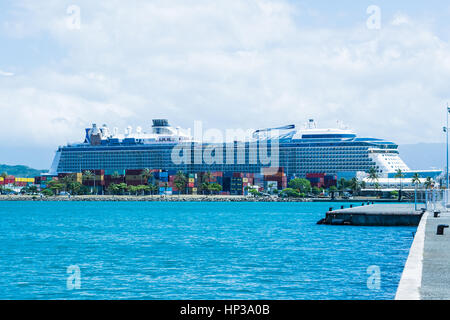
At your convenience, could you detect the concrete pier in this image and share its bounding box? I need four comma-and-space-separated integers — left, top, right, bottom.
318, 204, 423, 226
396, 209, 450, 300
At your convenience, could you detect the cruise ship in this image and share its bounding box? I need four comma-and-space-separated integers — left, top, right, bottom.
49, 119, 415, 178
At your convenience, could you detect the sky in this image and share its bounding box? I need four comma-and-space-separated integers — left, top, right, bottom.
1, 0, 450, 169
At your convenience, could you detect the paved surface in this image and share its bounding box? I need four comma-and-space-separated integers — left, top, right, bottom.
325, 203, 423, 226
420, 210, 450, 299
396, 207, 450, 300
330, 203, 421, 215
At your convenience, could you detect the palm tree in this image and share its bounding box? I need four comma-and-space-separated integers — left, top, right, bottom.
360, 180, 366, 190
140, 168, 151, 185
411, 173, 421, 211
424, 177, 433, 190
61, 176, 72, 193
394, 169, 405, 201
203, 171, 213, 184
328, 186, 338, 200
112, 171, 122, 182
374, 182, 381, 197
148, 183, 158, 196
338, 178, 347, 197
412, 173, 421, 187
368, 167, 379, 185
174, 171, 187, 196
83, 170, 94, 194
348, 177, 361, 196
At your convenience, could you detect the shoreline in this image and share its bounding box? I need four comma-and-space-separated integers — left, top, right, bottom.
0, 194, 312, 202
0, 194, 405, 202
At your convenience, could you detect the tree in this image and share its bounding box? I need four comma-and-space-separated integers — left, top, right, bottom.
83, 170, 94, 194
368, 167, 379, 184
137, 185, 147, 196
61, 176, 72, 192
41, 189, 53, 197
312, 186, 321, 196
174, 171, 187, 195
112, 171, 123, 183
281, 188, 301, 198
140, 168, 152, 185
127, 185, 140, 196
208, 183, 222, 194
360, 180, 366, 189
45, 180, 64, 195
349, 178, 361, 196
338, 178, 347, 196
28, 185, 38, 195
0, 172, 7, 194
149, 183, 158, 195
288, 178, 311, 194
374, 182, 381, 197
412, 173, 421, 187
202, 171, 213, 184
200, 182, 210, 195
67, 181, 83, 195
424, 177, 433, 190
394, 169, 405, 201
328, 186, 338, 200
107, 183, 121, 195
249, 188, 261, 197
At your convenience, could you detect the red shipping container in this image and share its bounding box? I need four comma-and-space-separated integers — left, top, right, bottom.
306, 173, 326, 178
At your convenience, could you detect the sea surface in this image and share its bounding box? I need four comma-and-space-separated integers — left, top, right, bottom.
0, 201, 415, 300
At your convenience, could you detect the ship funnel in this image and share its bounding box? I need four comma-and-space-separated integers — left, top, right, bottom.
152, 119, 169, 127
90, 124, 102, 146
91, 123, 100, 135
308, 119, 317, 129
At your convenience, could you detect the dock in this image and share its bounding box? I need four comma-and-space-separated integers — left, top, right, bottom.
317, 203, 424, 226
396, 209, 450, 299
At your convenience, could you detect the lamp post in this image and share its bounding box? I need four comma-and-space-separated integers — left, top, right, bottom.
445, 103, 450, 190
444, 103, 450, 207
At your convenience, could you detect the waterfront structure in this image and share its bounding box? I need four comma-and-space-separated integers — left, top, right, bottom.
49, 119, 435, 179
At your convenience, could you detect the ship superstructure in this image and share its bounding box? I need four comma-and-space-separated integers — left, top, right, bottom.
49, 119, 411, 178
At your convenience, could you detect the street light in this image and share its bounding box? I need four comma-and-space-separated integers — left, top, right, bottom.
446, 103, 450, 190
444, 103, 450, 208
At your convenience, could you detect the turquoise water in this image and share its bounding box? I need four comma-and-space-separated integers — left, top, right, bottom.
0, 201, 414, 300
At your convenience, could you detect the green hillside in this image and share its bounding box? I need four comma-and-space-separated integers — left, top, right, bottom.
0, 164, 47, 178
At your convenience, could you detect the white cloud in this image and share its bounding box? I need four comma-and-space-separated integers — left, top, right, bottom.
0, 70, 14, 76
0, 0, 450, 156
